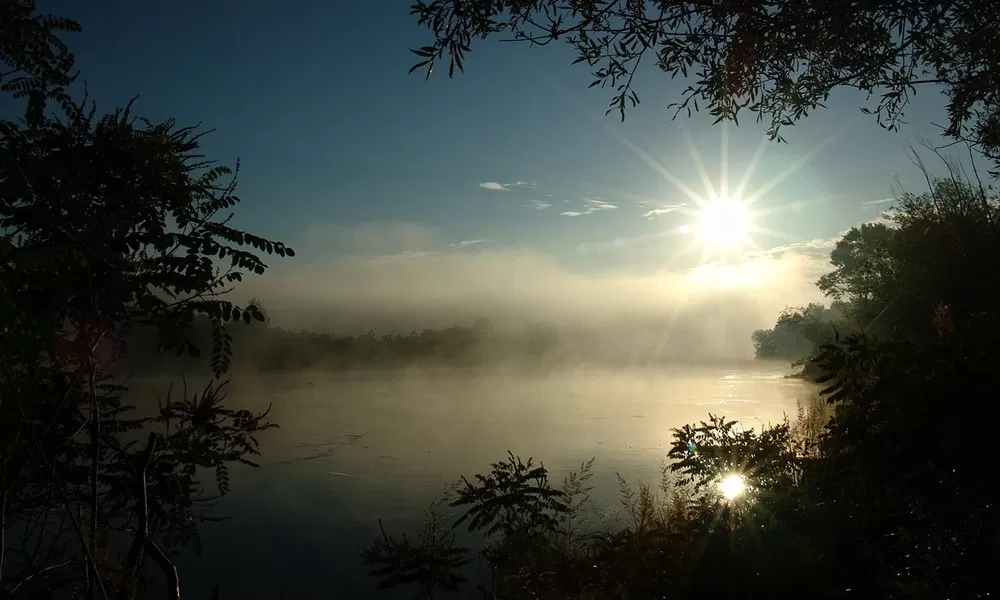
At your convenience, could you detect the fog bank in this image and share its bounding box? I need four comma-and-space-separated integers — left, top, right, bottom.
237, 245, 828, 360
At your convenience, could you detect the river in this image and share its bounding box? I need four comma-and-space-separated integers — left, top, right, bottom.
161, 362, 811, 598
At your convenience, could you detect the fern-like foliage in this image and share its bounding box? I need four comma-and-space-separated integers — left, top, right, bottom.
451, 452, 569, 538
1, 94, 292, 379
362, 517, 471, 597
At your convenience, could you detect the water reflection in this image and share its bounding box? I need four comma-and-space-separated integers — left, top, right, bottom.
166, 363, 810, 598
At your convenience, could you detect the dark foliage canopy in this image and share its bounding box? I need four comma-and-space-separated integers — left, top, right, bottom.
408, 0, 1000, 170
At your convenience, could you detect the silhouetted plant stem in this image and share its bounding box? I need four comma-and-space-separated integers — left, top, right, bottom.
124, 433, 158, 599
6, 560, 74, 596
89, 357, 100, 600
0, 480, 7, 581
146, 540, 180, 600
119, 431, 179, 600
8, 382, 110, 600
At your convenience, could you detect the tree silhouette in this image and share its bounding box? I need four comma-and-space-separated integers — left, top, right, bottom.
0, 0, 80, 125
816, 223, 898, 328
751, 303, 845, 364
1, 4, 292, 597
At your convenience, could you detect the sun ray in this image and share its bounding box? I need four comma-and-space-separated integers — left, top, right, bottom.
748, 224, 797, 242
720, 122, 730, 198
733, 134, 771, 200
744, 116, 860, 206
752, 200, 810, 219
600, 122, 708, 206
532, 62, 849, 275
532, 68, 710, 207
682, 125, 718, 203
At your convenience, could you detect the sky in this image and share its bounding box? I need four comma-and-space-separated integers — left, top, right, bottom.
37, 0, 979, 350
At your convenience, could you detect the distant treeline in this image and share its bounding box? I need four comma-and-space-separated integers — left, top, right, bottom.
751, 302, 854, 371
114, 317, 568, 375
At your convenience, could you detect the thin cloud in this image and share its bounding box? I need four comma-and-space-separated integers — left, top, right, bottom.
752, 236, 840, 258
560, 197, 618, 217
303, 221, 439, 256
643, 202, 687, 219
752, 211, 899, 261
585, 198, 617, 211
302, 221, 485, 261
528, 200, 552, 210
861, 197, 894, 208
478, 181, 536, 191
448, 239, 485, 249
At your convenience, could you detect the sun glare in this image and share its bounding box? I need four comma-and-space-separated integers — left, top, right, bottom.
719, 473, 747, 501
696, 197, 751, 250
581, 115, 847, 275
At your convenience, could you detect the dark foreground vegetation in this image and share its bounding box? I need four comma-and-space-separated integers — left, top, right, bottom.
2, 0, 999, 599
2, 4, 287, 598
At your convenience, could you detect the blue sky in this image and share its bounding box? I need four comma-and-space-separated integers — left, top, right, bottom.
39, 0, 975, 342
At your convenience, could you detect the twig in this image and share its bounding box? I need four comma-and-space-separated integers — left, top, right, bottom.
10, 392, 110, 600
145, 540, 180, 600
123, 433, 179, 600
124, 434, 157, 593
0, 483, 6, 581
6, 560, 74, 596
88, 356, 100, 600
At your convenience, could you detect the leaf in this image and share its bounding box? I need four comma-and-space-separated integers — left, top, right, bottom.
409, 60, 431, 74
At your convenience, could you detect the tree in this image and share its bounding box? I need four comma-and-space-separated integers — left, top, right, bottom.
1, 4, 294, 597
804, 174, 1000, 598
407, 0, 1000, 171
814, 174, 1000, 340
0, 0, 80, 124
816, 223, 897, 328
751, 303, 845, 363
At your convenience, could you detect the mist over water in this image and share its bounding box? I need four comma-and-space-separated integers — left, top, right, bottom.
142, 362, 813, 598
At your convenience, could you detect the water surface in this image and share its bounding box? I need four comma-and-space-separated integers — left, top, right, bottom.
166, 363, 810, 598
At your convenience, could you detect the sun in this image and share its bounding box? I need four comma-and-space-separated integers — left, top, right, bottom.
695, 196, 752, 250
718, 473, 747, 501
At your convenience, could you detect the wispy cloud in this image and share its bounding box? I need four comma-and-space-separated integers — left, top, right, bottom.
303, 221, 439, 256
528, 200, 552, 210
302, 221, 485, 261
448, 239, 485, 249
478, 180, 536, 192
560, 197, 618, 217
751, 236, 840, 258
860, 197, 894, 209
586, 198, 617, 211
642, 202, 687, 219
